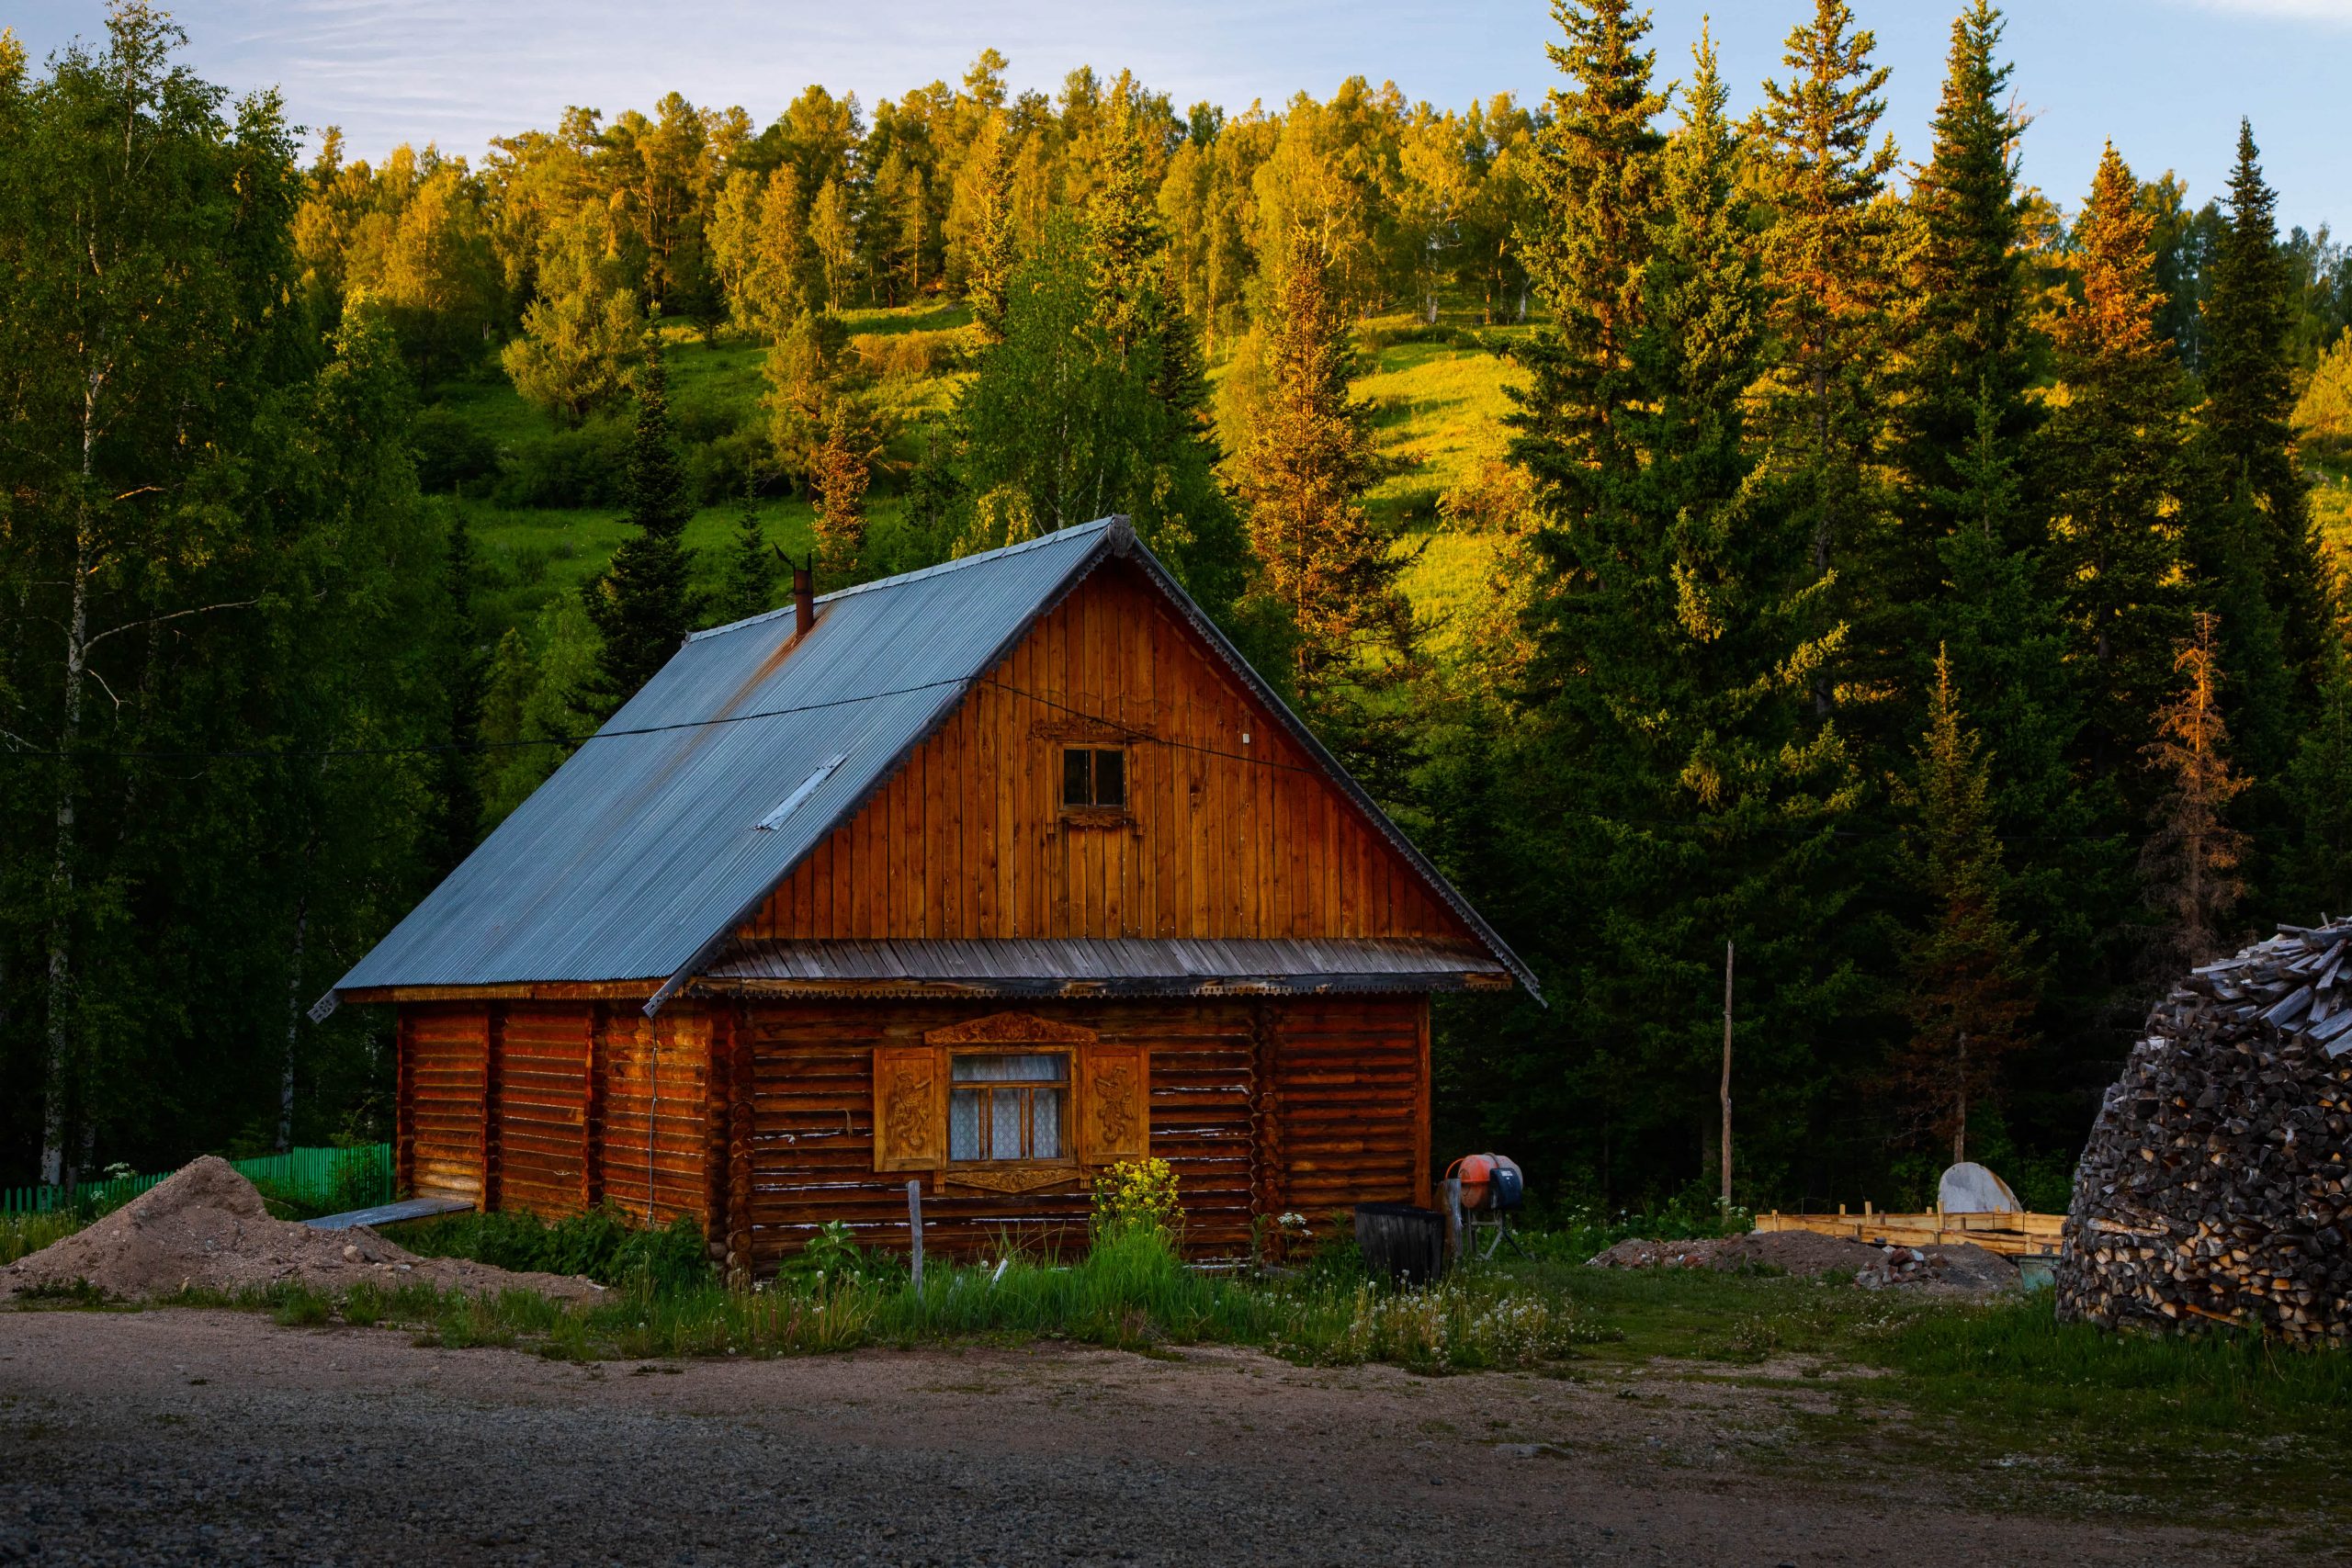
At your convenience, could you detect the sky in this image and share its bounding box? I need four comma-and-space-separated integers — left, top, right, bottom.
11, 0, 2352, 232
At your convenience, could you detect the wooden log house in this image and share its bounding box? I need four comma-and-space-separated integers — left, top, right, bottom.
321, 518, 1536, 1268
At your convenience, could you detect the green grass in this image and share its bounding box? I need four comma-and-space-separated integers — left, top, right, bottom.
1351, 314, 1526, 536
3, 1204, 114, 1266
431, 299, 1528, 652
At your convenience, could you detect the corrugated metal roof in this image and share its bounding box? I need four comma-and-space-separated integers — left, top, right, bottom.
702, 937, 1510, 997
332, 520, 1125, 998
328, 514, 1541, 1011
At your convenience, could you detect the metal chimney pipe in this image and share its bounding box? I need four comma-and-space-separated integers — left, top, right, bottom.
793, 560, 814, 639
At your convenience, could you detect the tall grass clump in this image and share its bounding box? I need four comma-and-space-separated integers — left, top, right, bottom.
1, 1194, 114, 1269
399, 1206, 710, 1292
1878, 1295, 2352, 1441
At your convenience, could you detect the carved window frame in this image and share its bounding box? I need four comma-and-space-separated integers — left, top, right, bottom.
874, 1012, 1148, 1191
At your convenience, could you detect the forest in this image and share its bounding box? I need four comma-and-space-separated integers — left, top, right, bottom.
7, 0, 2352, 1213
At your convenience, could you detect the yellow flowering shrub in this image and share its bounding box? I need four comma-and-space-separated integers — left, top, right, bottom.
1091, 1156, 1181, 1240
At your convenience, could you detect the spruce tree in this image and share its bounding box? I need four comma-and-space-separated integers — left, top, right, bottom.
2285, 631, 2352, 919
1931, 389, 2097, 982
2198, 119, 2329, 774
713, 474, 776, 625
2043, 144, 2191, 797
1891, 3, 2039, 579
1506, 0, 1665, 511
1232, 225, 1408, 713
1489, 28, 1864, 1196
2142, 612, 2252, 971
1755, 0, 1899, 593
1888, 649, 2040, 1164
581, 344, 696, 717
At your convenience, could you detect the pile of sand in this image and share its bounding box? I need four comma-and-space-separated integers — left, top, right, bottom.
1589, 1229, 2019, 1292
1, 1156, 605, 1304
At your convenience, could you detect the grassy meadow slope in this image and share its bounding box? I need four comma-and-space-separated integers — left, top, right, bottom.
428, 300, 1528, 656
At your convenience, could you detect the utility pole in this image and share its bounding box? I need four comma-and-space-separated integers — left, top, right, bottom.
1720, 940, 1734, 1212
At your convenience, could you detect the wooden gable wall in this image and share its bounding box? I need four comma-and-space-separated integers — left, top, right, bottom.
737, 559, 1472, 945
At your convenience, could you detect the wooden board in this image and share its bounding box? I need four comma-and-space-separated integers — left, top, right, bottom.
1753, 1209, 2065, 1258
737, 561, 1474, 947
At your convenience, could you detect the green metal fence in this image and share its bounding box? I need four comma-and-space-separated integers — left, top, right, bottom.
0, 1143, 392, 1216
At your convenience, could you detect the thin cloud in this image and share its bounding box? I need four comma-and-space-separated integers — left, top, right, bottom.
2169, 0, 2352, 23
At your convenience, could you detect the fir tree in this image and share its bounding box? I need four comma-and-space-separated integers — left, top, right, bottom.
1506, 0, 1666, 513
2142, 612, 2252, 970
1755, 0, 1899, 594
1891, 3, 2039, 581
581, 344, 697, 717
2198, 119, 2328, 773
2285, 628, 2352, 919
1489, 29, 1865, 1197
1888, 649, 2040, 1164
713, 474, 777, 625
2043, 144, 2191, 794
1930, 387, 2098, 979
1232, 225, 1408, 712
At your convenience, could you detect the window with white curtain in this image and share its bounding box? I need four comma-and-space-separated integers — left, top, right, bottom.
947, 1052, 1069, 1162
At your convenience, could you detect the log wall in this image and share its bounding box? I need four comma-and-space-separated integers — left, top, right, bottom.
732, 994, 1428, 1269
391, 993, 1430, 1270
393, 999, 715, 1230
737, 562, 1470, 945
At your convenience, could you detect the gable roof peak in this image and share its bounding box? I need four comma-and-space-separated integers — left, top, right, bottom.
688, 516, 1131, 645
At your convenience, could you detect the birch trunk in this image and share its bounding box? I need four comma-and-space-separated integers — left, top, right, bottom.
40, 378, 101, 1187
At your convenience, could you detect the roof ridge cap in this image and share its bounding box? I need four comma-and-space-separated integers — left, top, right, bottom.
689, 517, 1125, 643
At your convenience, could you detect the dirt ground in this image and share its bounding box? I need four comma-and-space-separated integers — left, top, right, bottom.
0, 1308, 2307, 1567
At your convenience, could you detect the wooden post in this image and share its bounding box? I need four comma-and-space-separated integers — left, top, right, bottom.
1720, 940, 1734, 1212
907, 1178, 924, 1291
1442, 1177, 1464, 1265
1953, 1031, 1968, 1166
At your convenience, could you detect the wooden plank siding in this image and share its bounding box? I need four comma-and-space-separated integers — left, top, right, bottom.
1274, 999, 1429, 1216
392, 999, 714, 1231
404, 1002, 489, 1203
737, 561, 1472, 946
594, 1002, 714, 1228
493, 1003, 592, 1217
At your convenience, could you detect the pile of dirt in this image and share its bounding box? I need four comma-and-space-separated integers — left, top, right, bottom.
1, 1156, 605, 1304
1589, 1230, 2020, 1292
1853, 1243, 2020, 1292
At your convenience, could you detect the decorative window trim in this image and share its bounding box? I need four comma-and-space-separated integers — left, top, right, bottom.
872, 1013, 1148, 1179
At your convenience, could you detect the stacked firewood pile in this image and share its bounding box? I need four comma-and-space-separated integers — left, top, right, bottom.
2056, 921, 2352, 1347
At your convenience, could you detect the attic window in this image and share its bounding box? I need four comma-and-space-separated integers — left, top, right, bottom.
1061, 747, 1125, 810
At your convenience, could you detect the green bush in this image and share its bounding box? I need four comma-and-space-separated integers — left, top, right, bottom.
410, 406, 501, 495
491, 416, 630, 508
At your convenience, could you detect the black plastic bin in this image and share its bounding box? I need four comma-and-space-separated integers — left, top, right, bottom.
1353, 1202, 1446, 1287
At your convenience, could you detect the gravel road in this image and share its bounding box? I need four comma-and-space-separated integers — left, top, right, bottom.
0, 1308, 2296, 1566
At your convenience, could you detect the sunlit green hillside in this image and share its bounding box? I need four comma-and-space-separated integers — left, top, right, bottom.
433, 299, 1527, 657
